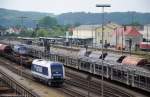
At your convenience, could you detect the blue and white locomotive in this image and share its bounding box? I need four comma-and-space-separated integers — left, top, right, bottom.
31, 59, 65, 86
13, 44, 29, 55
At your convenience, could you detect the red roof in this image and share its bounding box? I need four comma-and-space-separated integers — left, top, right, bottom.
122, 56, 147, 66
124, 27, 141, 36
112, 27, 142, 37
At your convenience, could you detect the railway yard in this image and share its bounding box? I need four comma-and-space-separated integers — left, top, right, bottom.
0, 38, 150, 97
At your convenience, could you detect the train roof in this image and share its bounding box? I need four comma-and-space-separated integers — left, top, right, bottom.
17, 37, 38, 40
89, 51, 102, 59
104, 53, 125, 61
32, 59, 63, 67
14, 44, 26, 47
122, 56, 147, 66
140, 42, 150, 45
79, 56, 119, 66
39, 37, 62, 40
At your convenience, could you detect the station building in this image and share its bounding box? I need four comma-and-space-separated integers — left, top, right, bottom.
72, 22, 121, 47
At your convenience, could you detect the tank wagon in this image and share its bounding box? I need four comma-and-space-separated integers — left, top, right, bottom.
0, 44, 12, 54
31, 59, 65, 86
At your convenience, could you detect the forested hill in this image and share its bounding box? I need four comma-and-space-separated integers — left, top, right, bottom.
0, 8, 150, 27
56, 12, 150, 25
0, 8, 54, 27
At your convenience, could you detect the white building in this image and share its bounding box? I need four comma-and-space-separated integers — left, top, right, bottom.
139, 24, 150, 42
72, 22, 121, 46
6, 27, 21, 34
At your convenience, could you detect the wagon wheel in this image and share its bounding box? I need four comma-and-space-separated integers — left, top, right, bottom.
47, 80, 51, 86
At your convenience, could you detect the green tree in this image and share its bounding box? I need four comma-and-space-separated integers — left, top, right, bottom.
37, 29, 49, 37
39, 16, 57, 28
126, 21, 142, 26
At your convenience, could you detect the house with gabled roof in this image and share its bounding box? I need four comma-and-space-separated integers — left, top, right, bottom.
111, 26, 143, 50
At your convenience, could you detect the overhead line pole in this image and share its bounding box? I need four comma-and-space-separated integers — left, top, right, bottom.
17, 16, 27, 80
18, 16, 28, 29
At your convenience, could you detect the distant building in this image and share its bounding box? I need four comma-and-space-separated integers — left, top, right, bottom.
0, 29, 5, 36
6, 27, 21, 34
72, 25, 101, 46
95, 22, 121, 46
111, 26, 143, 50
72, 22, 121, 46
139, 24, 150, 42
0, 26, 7, 36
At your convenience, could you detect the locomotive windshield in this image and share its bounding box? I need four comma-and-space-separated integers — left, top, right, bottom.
51, 64, 63, 73
20, 47, 27, 50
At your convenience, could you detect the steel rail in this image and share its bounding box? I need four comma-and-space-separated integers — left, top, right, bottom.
0, 69, 40, 97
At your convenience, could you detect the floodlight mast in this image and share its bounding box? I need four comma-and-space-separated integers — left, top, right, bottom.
96, 4, 111, 97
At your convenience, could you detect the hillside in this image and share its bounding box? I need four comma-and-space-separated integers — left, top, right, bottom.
57, 12, 150, 25
0, 8, 150, 27
0, 8, 54, 27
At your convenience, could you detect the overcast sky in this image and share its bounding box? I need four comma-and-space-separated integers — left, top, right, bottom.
0, 0, 150, 15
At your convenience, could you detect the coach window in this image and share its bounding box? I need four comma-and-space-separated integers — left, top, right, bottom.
84, 62, 90, 69
95, 64, 102, 72
103, 66, 107, 74
71, 59, 77, 66
58, 56, 65, 63
147, 77, 150, 89
140, 75, 146, 86
81, 61, 85, 68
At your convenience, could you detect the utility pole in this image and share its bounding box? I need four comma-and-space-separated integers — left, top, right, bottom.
147, 25, 149, 49
17, 16, 27, 80
121, 27, 124, 55
131, 12, 134, 26
32, 19, 39, 37
129, 38, 132, 55
18, 16, 28, 31
96, 4, 111, 97
115, 28, 118, 49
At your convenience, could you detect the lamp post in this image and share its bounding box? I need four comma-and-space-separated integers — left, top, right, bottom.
96, 4, 111, 97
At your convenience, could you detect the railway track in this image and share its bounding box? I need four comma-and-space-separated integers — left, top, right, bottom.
66, 71, 133, 97
53, 44, 150, 58
1, 40, 150, 59
0, 57, 87, 97
0, 68, 40, 97
0, 56, 134, 97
